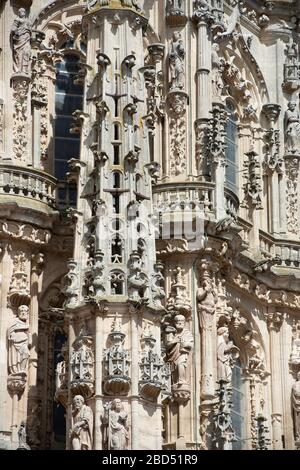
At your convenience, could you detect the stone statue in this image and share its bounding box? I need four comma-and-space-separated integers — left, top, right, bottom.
7, 305, 30, 375
292, 371, 300, 445
103, 399, 129, 450
18, 421, 30, 450
217, 326, 239, 383
11, 8, 32, 75
165, 314, 194, 387
169, 32, 185, 90
284, 101, 300, 154
197, 277, 218, 330
70, 395, 93, 450
211, 43, 225, 101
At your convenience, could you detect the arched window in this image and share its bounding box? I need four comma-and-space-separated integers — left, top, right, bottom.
53, 330, 67, 449
225, 101, 238, 194
231, 358, 246, 450
55, 50, 84, 208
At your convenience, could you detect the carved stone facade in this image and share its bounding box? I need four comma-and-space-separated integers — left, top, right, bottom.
0, 0, 300, 451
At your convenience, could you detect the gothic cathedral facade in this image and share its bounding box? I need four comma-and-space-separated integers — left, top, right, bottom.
0, 0, 300, 451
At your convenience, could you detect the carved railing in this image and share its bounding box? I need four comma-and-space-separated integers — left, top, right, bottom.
224, 187, 239, 219
259, 230, 300, 268
0, 165, 57, 209
153, 182, 215, 218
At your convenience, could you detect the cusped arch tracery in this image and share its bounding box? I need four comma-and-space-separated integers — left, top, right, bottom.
218, 304, 268, 379
216, 25, 270, 124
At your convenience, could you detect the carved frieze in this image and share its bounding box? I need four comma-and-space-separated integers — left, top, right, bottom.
285, 157, 299, 235
12, 77, 30, 164
167, 91, 188, 177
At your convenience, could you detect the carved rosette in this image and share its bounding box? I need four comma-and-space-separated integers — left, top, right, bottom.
167, 91, 188, 177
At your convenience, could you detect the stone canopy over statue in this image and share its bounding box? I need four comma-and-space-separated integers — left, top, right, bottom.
10, 8, 32, 75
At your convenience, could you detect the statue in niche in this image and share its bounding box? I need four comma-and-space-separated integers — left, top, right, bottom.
18, 421, 30, 450
169, 32, 185, 91
103, 399, 129, 450
197, 275, 218, 331
292, 371, 300, 445
165, 314, 194, 387
211, 43, 225, 101
11, 8, 32, 75
217, 326, 239, 383
70, 395, 93, 450
284, 101, 300, 154
7, 305, 30, 375
242, 329, 265, 374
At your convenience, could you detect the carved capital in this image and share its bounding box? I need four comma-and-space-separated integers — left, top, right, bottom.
266, 311, 284, 332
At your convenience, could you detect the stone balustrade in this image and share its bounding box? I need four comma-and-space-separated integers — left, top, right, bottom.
0, 164, 57, 209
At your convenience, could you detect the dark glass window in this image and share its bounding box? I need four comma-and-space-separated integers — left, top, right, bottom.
54, 53, 83, 208
53, 331, 67, 448
225, 102, 238, 193
231, 359, 246, 450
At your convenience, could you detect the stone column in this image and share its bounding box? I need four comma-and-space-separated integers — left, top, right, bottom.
66, 314, 75, 450
266, 309, 284, 449
130, 306, 139, 450
193, 12, 212, 121
94, 302, 107, 450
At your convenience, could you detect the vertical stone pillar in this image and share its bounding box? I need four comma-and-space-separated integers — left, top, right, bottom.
66, 315, 75, 450
130, 305, 139, 450
94, 309, 103, 450
195, 19, 211, 121
266, 309, 284, 449
27, 253, 44, 448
